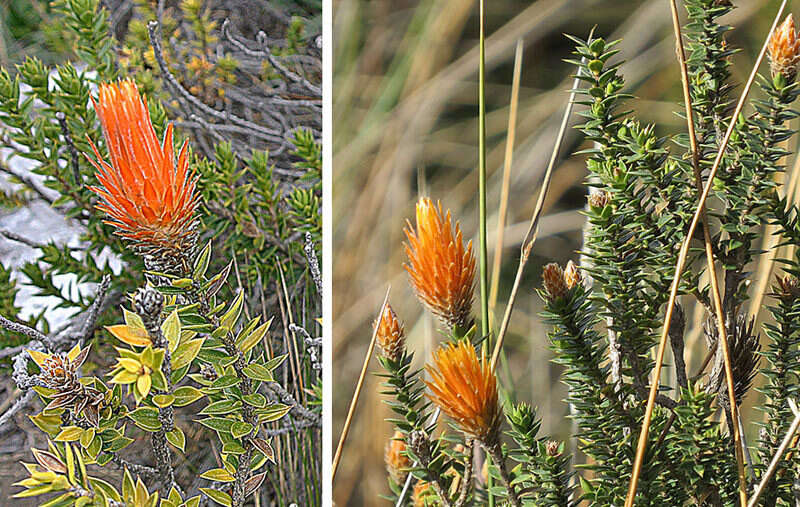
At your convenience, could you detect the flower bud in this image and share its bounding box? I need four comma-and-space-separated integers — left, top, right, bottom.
768, 14, 800, 81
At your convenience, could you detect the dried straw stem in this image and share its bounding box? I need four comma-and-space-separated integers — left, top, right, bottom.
489, 28, 592, 372
747, 399, 800, 507
331, 287, 391, 483
488, 39, 524, 315
625, 3, 788, 506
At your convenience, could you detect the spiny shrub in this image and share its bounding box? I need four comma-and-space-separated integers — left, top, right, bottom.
0, 0, 320, 506
373, 3, 800, 506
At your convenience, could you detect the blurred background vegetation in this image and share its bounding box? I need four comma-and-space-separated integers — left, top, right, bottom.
332, 0, 789, 504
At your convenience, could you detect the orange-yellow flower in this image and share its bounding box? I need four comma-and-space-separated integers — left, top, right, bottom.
384, 430, 411, 484
768, 14, 800, 80
425, 340, 501, 444
376, 303, 405, 362
404, 198, 476, 331
87, 80, 199, 273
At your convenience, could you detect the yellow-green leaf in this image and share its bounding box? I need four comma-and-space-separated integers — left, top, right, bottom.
123, 308, 145, 329
171, 338, 204, 370
200, 488, 232, 507
166, 427, 186, 453
27, 349, 49, 368
173, 386, 204, 407
110, 370, 138, 385
55, 426, 83, 442
161, 310, 181, 354
236, 318, 272, 355
199, 468, 235, 482
153, 394, 175, 408
136, 374, 152, 398
219, 290, 244, 331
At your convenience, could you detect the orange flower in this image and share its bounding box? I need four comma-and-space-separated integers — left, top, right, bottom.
87, 80, 199, 273
425, 340, 501, 443
768, 14, 800, 80
384, 431, 411, 484
376, 303, 405, 362
404, 198, 476, 331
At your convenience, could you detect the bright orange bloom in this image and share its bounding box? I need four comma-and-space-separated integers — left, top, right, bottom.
376, 303, 405, 362
384, 430, 411, 484
768, 14, 800, 80
425, 340, 501, 443
87, 80, 198, 272
404, 198, 476, 331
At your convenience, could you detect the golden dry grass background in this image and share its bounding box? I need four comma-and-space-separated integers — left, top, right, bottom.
332, 1, 785, 504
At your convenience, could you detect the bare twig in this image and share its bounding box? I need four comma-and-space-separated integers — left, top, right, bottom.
56, 112, 82, 186
147, 21, 288, 147
303, 232, 322, 294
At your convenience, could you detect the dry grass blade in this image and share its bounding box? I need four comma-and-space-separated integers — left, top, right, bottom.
488, 39, 524, 316
750, 154, 800, 318
664, 0, 747, 502
625, 2, 788, 506
488, 28, 593, 372
748, 399, 800, 507
331, 286, 391, 483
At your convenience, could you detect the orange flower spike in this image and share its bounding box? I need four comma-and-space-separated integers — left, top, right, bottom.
87, 80, 199, 273
403, 198, 476, 332
375, 303, 405, 362
768, 14, 800, 81
425, 340, 501, 444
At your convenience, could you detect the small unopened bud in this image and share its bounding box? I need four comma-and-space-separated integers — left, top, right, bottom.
542, 263, 567, 300
375, 304, 405, 362
545, 440, 561, 457
563, 260, 582, 290
768, 14, 800, 81
588, 190, 610, 209
776, 274, 800, 301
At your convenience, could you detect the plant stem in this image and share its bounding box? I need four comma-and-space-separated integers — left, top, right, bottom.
332, 287, 390, 482
478, 0, 488, 349
625, 3, 788, 505
477, 1, 492, 504
748, 399, 800, 507
668, 0, 748, 503
483, 441, 521, 507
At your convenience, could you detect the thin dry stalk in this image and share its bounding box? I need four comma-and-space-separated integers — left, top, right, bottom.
332, 287, 391, 483
488, 28, 592, 372
747, 399, 800, 507
488, 39, 524, 315
666, 0, 748, 502
625, 3, 788, 506
750, 154, 800, 318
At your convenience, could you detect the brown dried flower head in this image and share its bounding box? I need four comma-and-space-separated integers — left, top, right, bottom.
375, 304, 405, 362
542, 263, 567, 300
775, 274, 800, 301
29, 345, 105, 426
425, 340, 501, 444
384, 431, 411, 484
704, 315, 761, 409
588, 190, 610, 209
545, 440, 561, 457
404, 198, 476, 331
768, 14, 800, 81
